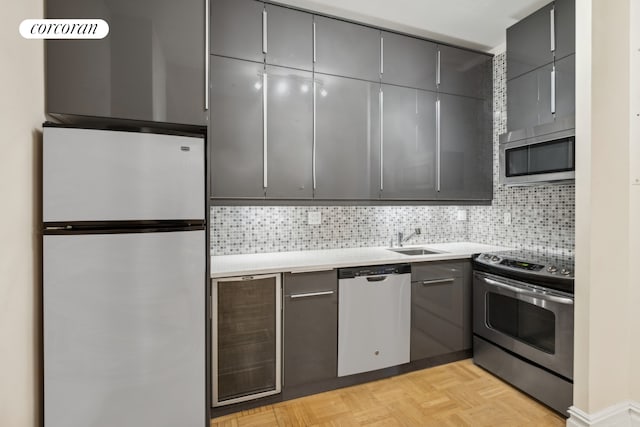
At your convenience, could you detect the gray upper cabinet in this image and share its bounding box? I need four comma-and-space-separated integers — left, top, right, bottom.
507, 63, 554, 132
283, 270, 337, 389
438, 46, 492, 99
554, 54, 575, 121
266, 66, 313, 199
210, 0, 264, 63
506, 2, 554, 80
381, 32, 436, 91
210, 56, 265, 198
314, 74, 380, 199
46, 0, 206, 125
554, 0, 576, 60
265, 5, 313, 71
381, 85, 437, 200
314, 16, 381, 82
438, 94, 492, 200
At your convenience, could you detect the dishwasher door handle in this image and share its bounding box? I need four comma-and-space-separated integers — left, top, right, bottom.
366, 276, 388, 282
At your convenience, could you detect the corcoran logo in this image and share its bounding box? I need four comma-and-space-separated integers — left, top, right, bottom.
19, 19, 109, 39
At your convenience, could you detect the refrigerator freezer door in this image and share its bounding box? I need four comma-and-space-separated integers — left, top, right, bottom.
44, 230, 205, 427
43, 127, 205, 222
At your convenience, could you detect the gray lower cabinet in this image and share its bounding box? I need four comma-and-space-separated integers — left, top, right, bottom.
210, 56, 265, 198
210, 0, 264, 63
506, 2, 554, 80
266, 66, 313, 199
283, 270, 338, 388
314, 74, 381, 200
410, 261, 471, 361
438, 46, 492, 100
506, 63, 554, 132
381, 32, 436, 91
46, 0, 206, 125
314, 16, 381, 82
381, 84, 437, 200
438, 94, 492, 200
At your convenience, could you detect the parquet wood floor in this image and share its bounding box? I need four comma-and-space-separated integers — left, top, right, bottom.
211, 359, 566, 426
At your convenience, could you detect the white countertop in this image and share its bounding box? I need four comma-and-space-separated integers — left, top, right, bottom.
210, 242, 511, 278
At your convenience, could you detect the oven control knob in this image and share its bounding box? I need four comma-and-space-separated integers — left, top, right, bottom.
491, 256, 500, 262
483, 254, 491, 260
547, 266, 558, 273
560, 268, 571, 276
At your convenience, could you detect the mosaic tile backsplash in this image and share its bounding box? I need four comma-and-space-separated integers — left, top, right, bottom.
211, 52, 575, 256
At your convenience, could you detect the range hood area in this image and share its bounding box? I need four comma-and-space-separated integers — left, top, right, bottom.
500, 0, 575, 186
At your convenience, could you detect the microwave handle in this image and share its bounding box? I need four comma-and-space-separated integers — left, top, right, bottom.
482, 276, 573, 305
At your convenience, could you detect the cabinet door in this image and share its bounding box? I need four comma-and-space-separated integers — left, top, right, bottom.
210, 56, 265, 198
210, 0, 264, 63
506, 2, 554, 80
47, 0, 206, 125
438, 94, 492, 200
265, 5, 313, 71
283, 271, 337, 388
554, 54, 575, 122
314, 16, 381, 82
381, 32, 436, 91
506, 63, 554, 132
266, 66, 313, 199
410, 263, 471, 361
381, 85, 437, 200
554, 0, 576, 60
438, 46, 492, 99
314, 74, 381, 200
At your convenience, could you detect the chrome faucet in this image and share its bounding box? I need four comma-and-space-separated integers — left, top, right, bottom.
397, 228, 421, 247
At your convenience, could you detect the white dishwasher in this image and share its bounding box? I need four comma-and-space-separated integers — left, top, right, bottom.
338, 264, 411, 377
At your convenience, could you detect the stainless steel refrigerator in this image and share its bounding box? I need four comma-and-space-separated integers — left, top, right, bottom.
42, 124, 206, 427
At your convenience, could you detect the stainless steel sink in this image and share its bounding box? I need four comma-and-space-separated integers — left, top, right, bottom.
387, 248, 441, 256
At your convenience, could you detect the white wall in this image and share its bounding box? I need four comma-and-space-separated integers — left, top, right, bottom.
0, 0, 44, 425
573, 0, 640, 415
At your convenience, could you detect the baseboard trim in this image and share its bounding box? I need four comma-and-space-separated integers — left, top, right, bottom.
567, 401, 640, 427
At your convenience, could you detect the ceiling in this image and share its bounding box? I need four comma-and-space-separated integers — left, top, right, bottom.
274, 0, 552, 52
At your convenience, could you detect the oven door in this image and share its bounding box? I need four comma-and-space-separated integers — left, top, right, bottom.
473, 271, 573, 380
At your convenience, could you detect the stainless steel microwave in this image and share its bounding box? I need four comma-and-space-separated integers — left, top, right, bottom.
499, 117, 575, 186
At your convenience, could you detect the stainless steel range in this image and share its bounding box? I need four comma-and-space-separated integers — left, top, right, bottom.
472, 250, 574, 415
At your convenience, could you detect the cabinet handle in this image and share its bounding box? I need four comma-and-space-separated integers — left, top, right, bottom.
421, 278, 455, 286
312, 80, 317, 190
262, 8, 268, 54
380, 36, 384, 75
436, 49, 441, 86
205, 0, 210, 110
380, 88, 384, 191
290, 290, 334, 299
550, 7, 555, 52
436, 98, 441, 192
551, 66, 556, 114
263, 72, 268, 188
313, 21, 317, 63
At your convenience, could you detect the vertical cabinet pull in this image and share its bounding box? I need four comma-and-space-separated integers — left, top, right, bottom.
205, 0, 210, 110
263, 72, 268, 189
312, 80, 317, 190
550, 7, 555, 52
380, 36, 384, 75
312, 21, 317, 63
436, 98, 441, 192
436, 49, 441, 86
380, 88, 384, 191
551, 66, 556, 114
262, 9, 268, 54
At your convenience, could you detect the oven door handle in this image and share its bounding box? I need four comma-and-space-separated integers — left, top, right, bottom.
482, 276, 574, 305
